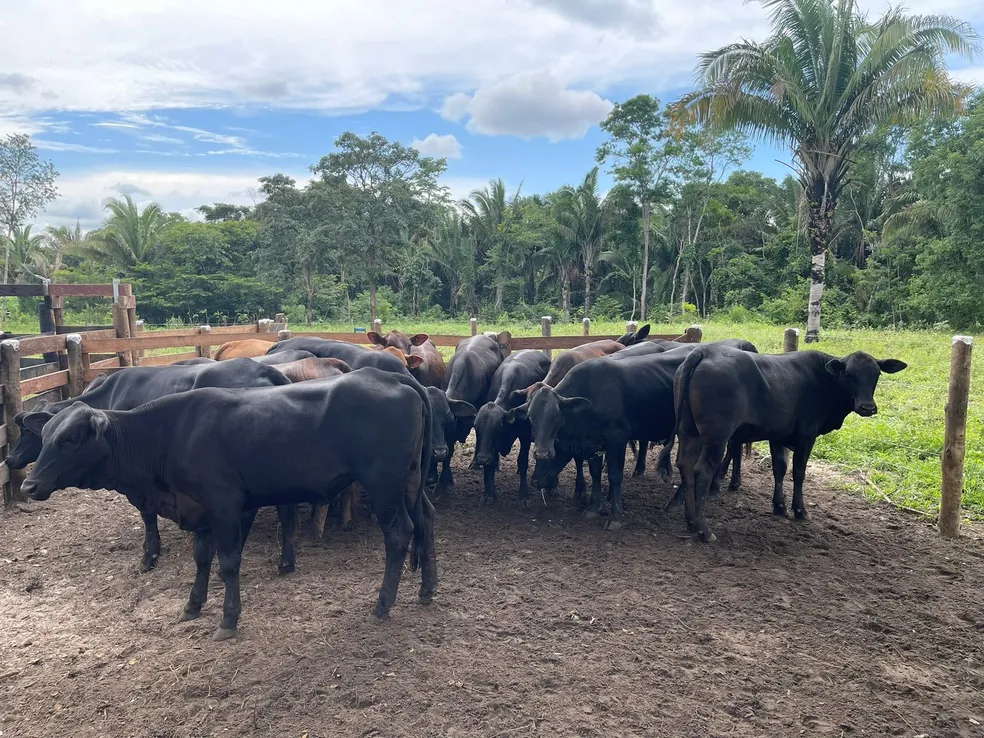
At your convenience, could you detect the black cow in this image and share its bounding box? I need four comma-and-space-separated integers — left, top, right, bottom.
674, 345, 906, 542
472, 350, 551, 506
251, 349, 317, 365
9, 359, 293, 573
268, 337, 411, 375
615, 323, 652, 345
172, 357, 217, 365
425, 386, 477, 496
21, 368, 436, 641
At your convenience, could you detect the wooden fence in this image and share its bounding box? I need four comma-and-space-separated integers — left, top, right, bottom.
0, 317, 699, 503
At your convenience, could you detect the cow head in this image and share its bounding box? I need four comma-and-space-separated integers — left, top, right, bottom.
825, 352, 907, 417
510, 385, 591, 461
380, 346, 425, 370
425, 387, 476, 461
473, 398, 524, 467
21, 403, 112, 501
368, 330, 431, 354
530, 448, 573, 491
616, 323, 651, 346
8, 401, 56, 470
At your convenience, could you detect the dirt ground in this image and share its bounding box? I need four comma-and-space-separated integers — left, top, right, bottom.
1, 441, 982, 738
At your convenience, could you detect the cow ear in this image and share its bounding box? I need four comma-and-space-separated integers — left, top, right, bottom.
508, 388, 529, 407
90, 410, 110, 440
636, 324, 651, 340
448, 399, 477, 419
505, 403, 529, 423
410, 333, 429, 346
367, 332, 383, 346
84, 373, 108, 392
20, 410, 54, 436
825, 359, 846, 377
560, 396, 592, 414
495, 331, 511, 349
878, 359, 907, 374
405, 355, 425, 369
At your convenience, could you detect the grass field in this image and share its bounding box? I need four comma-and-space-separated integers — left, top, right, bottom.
9, 314, 979, 519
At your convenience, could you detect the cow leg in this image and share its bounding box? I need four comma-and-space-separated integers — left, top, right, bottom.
517, 431, 532, 506
417, 493, 439, 605
605, 443, 627, 531
791, 439, 815, 520
373, 503, 414, 619
769, 441, 789, 516
341, 484, 357, 531
435, 448, 455, 499
481, 462, 498, 505
693, 441, 726, 543
632, 440, 648, 477
676, 435, 701, 533
212, 515, 244, 640
276, 504, 298, 574
664, 482, 686, 510
426, 458, 439, 487
582, 455, 604, 519
573, 457, 587, 505
180, 529, 215, 622
727, 440, 744, 491
139, 512, 161, 573
311, 504, 329, 538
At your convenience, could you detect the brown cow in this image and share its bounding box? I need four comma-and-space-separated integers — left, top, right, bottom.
380, 345, 425, 371
368, 330, 445, 387
271, 357, 352, 383
214, 339, 275, 360
539, 339, 624, 388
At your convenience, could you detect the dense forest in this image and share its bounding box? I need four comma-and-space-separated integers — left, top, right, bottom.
0, 0, 979, 336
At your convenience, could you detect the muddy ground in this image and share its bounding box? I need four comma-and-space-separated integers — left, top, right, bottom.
1, 442, 982, 738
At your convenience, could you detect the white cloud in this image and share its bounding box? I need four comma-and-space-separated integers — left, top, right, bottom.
412, 133, 462, 159
34, 139, 119, 154
527, 0, 660, 37
444, 72, 613, 141
951, 66, 984, 86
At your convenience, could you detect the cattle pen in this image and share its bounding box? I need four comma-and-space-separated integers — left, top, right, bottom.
0, 316, 980, 738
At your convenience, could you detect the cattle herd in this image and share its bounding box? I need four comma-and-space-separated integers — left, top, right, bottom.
11, 326, 906, 641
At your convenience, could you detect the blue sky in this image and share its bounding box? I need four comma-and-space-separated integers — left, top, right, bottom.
3, 0, 980, 229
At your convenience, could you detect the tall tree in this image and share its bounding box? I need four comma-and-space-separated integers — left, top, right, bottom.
460, 179, 521, 311
0, 134, 58, 326
556, 167, 605, 319
678, 0, 978, 341
84, 195, 170, 268
2, 225, 45, 282
311, 132, 447, 321
596, 95, 679, 320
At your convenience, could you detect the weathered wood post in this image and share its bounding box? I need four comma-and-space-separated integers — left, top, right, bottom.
583, 318, 591, 336
120, 283, 139, 366
279, 329, 293, 341
275, 313, 286, 324
784, 328, 800, 353
540, 316, 553, 359
135, 320, 145, 362
685, 325, 703, 343
197, 326, 212, 359
470, 317, 478, 336
940, 335, 973, 539
51, 295, 65, 332
625, 320, 638, 336
257, 318, 273, 334
66, 334, 85, 398
1, 339, 24, 503
372, 319, 382, 336
111, 283, 131, 368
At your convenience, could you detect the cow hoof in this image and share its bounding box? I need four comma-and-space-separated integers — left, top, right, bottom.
139, 555, 159, 573
417, 591, 434, 605
794, 508, 810, 521
632, 468, 645, 478
521, 498, 532, 509
178, 609, 201, 622
278, 562, 296, 575
341, 522, 356, 532
480, 495, 495, 506
773, 504, 788, 517
700, 527, 717, 543
729, 481, 741, 491
372, 605, 391, 620
605, 519, 623, 532
582, 509, 600, 520
212, 627, 237, 641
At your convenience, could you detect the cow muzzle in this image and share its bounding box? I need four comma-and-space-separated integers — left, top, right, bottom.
856, 402, 877, 417
21, 480, 50, 501
534, 446, 555, 461
432, 445, 448, 461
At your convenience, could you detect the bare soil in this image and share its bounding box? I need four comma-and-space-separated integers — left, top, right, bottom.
1, 443, 983, 738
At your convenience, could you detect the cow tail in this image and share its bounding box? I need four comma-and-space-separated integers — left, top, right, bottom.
744, 442, 753, 459
407, 377, 433, 574
673, 348, 705, 451
655, 435, 675, 479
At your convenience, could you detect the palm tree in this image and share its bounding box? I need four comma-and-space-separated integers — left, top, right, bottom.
536, 228, 580, 317
460, 179, 521, 311
40, 221, 89, 281
678, 0, 978, 342
83, 195, 169, 268
556, 167, 605, 319
430, 210, 477, 315
2, 225, 46, 282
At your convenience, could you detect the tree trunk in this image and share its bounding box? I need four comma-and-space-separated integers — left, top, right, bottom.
681, 265, 690, 311
1, 224, 12, 331
369, 279, 377, 323
583, 266, 592, 320
630, 276, 637, 321
494, 281, 504, 312
340, 267, 351, 322
526, 263, 536, 304
805, 180, 835, 343
640, 202, 650, 321
306, 280, 314, 326
561, 273, 571, 316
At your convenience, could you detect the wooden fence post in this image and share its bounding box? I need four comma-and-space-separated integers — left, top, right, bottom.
275, 313, 286, 324
279, 330, 293, 341
784, 328, 800, 353
112, 299, 131, 367
135, 320, 145, 362
120, 283, 139, 366
470, 317, 478, 336
66, 334, 85, 398
940, 335, 973, 539
541, 316, 552, 359
685, 325, 703, 343
583, 318, 590, 336
372, 319, 382, 336
197, 326, 212, 359
258, 318, 273, 333
1, 339, 24, 503
626, 320, 638, 336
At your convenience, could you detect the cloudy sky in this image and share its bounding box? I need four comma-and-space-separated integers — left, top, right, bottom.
3, 0, 982, 228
